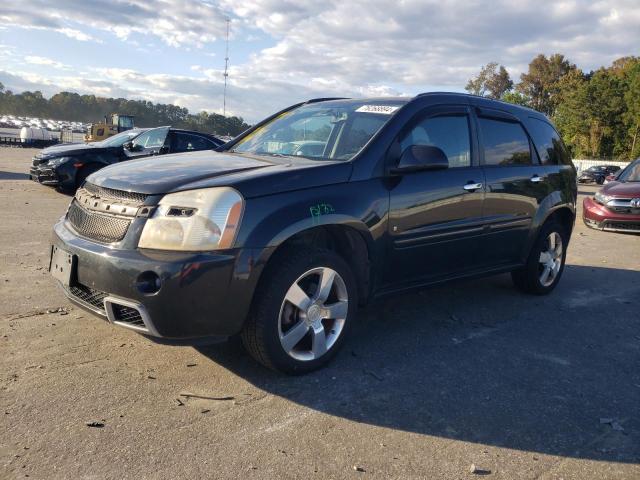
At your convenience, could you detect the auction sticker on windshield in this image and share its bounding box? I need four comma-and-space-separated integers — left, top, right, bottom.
355, 105, 400, 114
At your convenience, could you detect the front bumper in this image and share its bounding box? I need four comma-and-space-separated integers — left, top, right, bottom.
30, 165, 60, 185
52, 219, 271, 339
582, 197, 640, 233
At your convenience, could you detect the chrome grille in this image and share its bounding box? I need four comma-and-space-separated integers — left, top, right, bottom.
67, 201, 131, 243
607, 199, 640, 215
68, 284, 108, 314
83, 182, 148, 204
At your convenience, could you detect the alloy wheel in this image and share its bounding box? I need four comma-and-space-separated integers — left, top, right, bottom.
278, 267, 349, 362
538, 232, 563, 287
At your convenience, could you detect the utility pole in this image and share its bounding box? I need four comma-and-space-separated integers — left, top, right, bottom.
223, 18, 230, 117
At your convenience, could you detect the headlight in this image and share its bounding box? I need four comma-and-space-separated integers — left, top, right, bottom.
138, 187, 244, 251
46, 157, 70, 167
594, 191, 613, 205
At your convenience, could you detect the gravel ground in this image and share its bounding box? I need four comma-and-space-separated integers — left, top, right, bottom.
1, 147, 639, 480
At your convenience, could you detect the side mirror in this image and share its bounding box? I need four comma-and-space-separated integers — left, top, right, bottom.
390, 145, 449, 174
123, 141, 134, 150
159, 146, 169, 155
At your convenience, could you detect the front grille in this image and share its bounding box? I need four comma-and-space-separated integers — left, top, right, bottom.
111, 304, 145, 328
609, 207, 640, 215
604, 221, 640, 232
67, 201, 131, 243
83, 182, 148, 204
68, 284, 108, 314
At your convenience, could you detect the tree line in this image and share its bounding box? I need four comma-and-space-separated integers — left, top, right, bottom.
0, 85, 251, 137
466, 55, 640, 160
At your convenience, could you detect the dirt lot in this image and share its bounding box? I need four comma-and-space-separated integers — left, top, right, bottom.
1, 147, 639, 480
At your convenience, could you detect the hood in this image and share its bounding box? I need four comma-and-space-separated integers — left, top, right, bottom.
602, 181, 640, 198
89, 150, 352, 198
40, 142, 101, 158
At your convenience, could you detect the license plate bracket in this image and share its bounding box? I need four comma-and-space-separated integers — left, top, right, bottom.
50, 246, 75, 287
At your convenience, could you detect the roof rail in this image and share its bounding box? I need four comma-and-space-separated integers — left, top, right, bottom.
416, 91, 470, 97
305, 97, 350, 104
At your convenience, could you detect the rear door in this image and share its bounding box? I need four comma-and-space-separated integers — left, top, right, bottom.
385, 105, 486, 287
476, 109, 548, 266
169, 132, 219, 154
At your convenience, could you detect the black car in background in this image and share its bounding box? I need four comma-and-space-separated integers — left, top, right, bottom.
578, 165, 621, 184
30, 127, 223, 191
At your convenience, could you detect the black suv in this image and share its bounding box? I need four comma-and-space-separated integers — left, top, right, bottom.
49, 93, 577, 373
31, 127, 223, 191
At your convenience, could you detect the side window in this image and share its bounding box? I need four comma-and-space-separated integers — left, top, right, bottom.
400, 115, 471, 168
132, 128, 168, 149
527, 117, 571, 165
478, 117, 530, 166
171, 133, 214, 153
187, 135, 216, 151
334, 115, 388, 159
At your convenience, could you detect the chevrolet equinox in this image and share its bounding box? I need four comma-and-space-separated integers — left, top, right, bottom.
49, 93, 577, 373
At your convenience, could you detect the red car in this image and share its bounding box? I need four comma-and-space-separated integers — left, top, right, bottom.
583, 158, 640, 233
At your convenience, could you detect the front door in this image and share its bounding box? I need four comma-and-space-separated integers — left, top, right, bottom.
124, 127, 169, 159
385, 105, 486, 288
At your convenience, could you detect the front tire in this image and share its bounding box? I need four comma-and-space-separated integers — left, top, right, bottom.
241, 247, 357, 374
511, 220, 568, 295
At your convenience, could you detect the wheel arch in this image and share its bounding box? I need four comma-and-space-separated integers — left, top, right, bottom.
256, 220, 375, 306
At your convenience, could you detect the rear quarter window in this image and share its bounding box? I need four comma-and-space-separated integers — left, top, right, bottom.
526, 117, 571, 166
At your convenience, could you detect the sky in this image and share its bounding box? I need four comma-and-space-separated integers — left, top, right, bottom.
0, 0, 639, 123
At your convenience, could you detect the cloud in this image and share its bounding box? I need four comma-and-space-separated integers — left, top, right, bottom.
0, 0, 229, 47
57, 27, 96, 42
1, 1, 639, 122
25, 56, 70, 70
224, 0, 640, 91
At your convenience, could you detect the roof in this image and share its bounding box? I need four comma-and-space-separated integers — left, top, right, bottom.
307, 92, 544, 119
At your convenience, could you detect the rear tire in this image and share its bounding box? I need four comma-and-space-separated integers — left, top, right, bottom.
241, 247, 357, 374
511, 220, 568, 295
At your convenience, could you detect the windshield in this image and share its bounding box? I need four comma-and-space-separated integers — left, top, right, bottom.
231, 101, 405, 161
98, 130, 143, 147
617, 160, 640, 182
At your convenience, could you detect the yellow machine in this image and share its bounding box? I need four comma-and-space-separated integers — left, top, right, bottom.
84, 114, 135, 142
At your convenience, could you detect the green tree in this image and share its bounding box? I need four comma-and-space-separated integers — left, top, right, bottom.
502, 91, 530, 107
517, 53, 576, 115
465, 62, 513, 99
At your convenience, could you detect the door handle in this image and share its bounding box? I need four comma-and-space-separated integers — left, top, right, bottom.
530, 175, 544, 183
463, 182, 483, 191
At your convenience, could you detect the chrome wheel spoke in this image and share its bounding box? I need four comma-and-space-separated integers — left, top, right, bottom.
539, 251, 552, 264
285, 282, 312, 310
281, 320, 309, 352
540, 265, 552, 284
316, 268, 336, 302
324, 300, 348, 320
311, 324, 327, 358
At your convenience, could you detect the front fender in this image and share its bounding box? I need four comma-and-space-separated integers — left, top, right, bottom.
236, 179, 390, 269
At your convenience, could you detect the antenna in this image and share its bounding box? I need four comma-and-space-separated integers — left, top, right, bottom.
223, 18, 230, 117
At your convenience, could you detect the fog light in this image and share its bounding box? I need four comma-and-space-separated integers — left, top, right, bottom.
136, 271, 161, 294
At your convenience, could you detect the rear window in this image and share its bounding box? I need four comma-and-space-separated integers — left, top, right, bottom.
478, 117, 531, 166
527, 117, 571, 165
